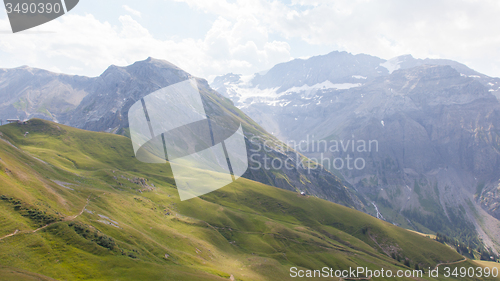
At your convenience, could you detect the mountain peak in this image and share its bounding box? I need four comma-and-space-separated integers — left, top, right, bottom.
99, 57, 190, 84
101, 57, 183, 77
131, 57, 182, 71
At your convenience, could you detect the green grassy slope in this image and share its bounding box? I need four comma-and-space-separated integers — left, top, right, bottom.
0, 119, 498, 280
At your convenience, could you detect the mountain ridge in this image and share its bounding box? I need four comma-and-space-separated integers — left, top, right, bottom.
2, 53, 500, 253
0, 58, 368, 214
211, 51, 500, 253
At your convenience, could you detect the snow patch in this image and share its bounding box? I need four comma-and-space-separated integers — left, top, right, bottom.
286, 81, 361, 94
380, 57, 402, 74
227, 80, 361, 108
352, 75, 367, 79
229, 86, 280, 107
239, 74, 255, 85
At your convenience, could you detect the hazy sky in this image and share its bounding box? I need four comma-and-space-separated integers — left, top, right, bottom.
1, 0, 499, 81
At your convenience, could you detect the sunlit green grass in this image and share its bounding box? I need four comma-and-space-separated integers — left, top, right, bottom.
0, 119, 498, 280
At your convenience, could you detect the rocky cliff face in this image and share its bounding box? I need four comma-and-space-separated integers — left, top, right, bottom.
69, 58, 192, 133
212, 52, 500, 252
0, 66, 90, 123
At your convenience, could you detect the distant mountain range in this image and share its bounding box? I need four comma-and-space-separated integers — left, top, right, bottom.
0, 57, 365, 213
0, 58, 191, 133
212, 51, 500, 253
1, 52, 500, 253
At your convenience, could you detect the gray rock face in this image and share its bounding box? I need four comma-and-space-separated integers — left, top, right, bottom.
69, 57, 191, 133
212, 52, 500, 251
252, 51, 387, 92
0, 66, 90, 124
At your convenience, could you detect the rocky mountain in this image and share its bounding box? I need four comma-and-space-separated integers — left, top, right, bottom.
0, 58, 364, 211
0, 66, 90, 124
3, 52, 500, 253
212, 51, 500, 253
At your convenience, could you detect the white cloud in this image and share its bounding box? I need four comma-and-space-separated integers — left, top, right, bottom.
1, 0, 500, 79
0, 14, 202, 76
0, 9, 291, 80
173, 0, 500, 78
122, 5, 142, 18
202, 15, 291, 77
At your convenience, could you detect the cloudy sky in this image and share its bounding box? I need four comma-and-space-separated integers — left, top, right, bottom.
0, 0, 499, 81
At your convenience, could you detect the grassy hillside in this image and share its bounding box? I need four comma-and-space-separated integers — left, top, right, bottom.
0, 119, 498, 280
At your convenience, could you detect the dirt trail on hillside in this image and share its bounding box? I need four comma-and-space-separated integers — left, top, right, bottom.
0, 229, 19, 240
0, 194, 91, 240
432, 257, 467, 271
